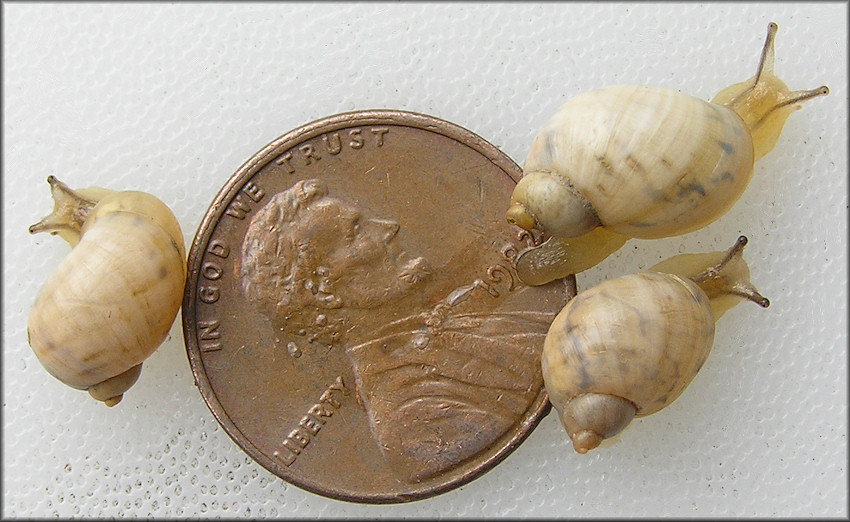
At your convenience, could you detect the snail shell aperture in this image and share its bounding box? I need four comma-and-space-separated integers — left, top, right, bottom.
26, 176, 187, 406
541, 236, 769, 454
509, 22, 828, 285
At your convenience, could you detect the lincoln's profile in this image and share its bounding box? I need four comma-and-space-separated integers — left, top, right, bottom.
240, 179, 555, 482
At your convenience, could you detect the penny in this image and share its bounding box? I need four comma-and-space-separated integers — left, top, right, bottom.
182, 110, 576, 503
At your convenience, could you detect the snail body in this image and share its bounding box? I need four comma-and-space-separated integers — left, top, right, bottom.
27, 176, 186, 406
541, 236, 769, 454
509, 23, 828, 286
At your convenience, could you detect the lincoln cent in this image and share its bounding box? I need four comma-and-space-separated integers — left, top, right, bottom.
182, 110, 574, 503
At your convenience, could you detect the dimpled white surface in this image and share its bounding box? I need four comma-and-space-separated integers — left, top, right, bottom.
3, 3, 847, 518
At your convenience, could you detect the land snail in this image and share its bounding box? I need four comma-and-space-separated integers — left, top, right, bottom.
542, 235, 769, 454
507, 22, 829, 286
27, 176, 186, 406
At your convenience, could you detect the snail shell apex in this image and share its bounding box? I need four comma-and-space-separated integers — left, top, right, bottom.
27, 177, 186, 406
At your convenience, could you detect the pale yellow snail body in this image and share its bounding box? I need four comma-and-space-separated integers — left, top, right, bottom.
27, 176, 186, 406
508, 23, 828, 286
541, 236, 769, 454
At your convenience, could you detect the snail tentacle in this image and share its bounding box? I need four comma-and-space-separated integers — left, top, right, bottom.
28, 176, 105, 246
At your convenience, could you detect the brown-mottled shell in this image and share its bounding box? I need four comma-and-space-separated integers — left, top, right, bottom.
542, 271, 715, 417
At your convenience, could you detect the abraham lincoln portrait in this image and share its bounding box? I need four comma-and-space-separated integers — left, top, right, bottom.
239, 178, 558, 483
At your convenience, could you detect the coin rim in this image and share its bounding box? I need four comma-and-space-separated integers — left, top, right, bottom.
182, 109, 566, 504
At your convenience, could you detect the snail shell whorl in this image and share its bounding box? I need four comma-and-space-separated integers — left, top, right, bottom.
522, 85, 754, 239
559, 393, 637, 454
542, 272, 715, 452
27, 183, 186, 406
507, 171, 600, 238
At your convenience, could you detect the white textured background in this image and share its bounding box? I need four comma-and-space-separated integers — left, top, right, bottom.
3, 2, 847, 518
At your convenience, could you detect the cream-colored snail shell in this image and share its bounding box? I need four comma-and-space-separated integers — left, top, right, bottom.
26, 176, 187, 406
541, 236, 769, 454
513, 84, 755, 241
509, 22, 828, 285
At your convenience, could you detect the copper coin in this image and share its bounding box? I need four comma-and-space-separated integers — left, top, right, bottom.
182, 110, 575, 503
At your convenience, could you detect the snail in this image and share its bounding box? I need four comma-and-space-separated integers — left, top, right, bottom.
507, 22, 828, 286
541, 236, 769, 454
26, 176, 186, 406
